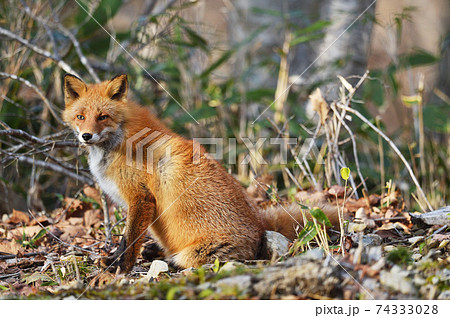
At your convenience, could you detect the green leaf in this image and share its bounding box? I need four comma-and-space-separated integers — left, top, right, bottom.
0, 285, 9, 291
423, 104, 450, 133
340, 167, 350, 180
24, 272, 54, 285
213, 258, 220, 273
294, 20, 331, 36
174, 104, 217, 125
166, 287, 180, 300
184, 26, 209, 52
296, 221, 318, 245
199, 25, 267, 79
75, 0, 124, 38
363, 72, 385, 106
198, 288, 214, 299
290, 33, 324, 46
310, 208, 332, 227
31, 228, 48, 243
398, 50, 439, 68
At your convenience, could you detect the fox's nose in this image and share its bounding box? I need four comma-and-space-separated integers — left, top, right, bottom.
82, 133, 92, 141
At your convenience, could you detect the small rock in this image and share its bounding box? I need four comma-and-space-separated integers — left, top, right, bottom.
384, 245, 395, 252
62, 296, 77, 300
197, 282, 213, 290
358, 234, 382, 247
362, 278, 377, 290
261, 231, 290, 259
219, 261, 244, 273
146, 260, 169, 278
201, 264, 215, 270
301, 248, 324, 261
365, 246, 382, 263
370, 258, 385, 272
411, 253, 422, 261
380, 265, 415, 294
438, 290, 450, 300
408, 236, 424, 245
421, 249, 441, 261
413, 275, 426, 286
348, 222, 367, 232
216, 275, 252, 292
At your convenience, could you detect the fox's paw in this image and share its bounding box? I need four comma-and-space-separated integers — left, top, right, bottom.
99, 255, 121, 272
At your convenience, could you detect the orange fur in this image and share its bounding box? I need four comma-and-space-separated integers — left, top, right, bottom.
63, 74, 338, 272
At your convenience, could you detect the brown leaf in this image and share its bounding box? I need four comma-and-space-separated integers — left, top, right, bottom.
7, 225, 44, 240
29, 215, 50, 227
328, 185, 346, 197
63, 198, 91, 218
0, 240, 23, 254
7, 209, 30, 225
84, 186, 101, 204
84, 209, 103, 228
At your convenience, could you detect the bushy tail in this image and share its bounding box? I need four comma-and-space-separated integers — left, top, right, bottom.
259, 202, 340, 240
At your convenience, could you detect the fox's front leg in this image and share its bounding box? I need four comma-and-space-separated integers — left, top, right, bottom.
103, 189, 156, 273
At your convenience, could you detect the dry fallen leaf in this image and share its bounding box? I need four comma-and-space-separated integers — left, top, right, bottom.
309, 88, 329, 125
7, 209, 30, 225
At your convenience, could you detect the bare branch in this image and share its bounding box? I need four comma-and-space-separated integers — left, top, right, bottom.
0, 26, 81, 77
4, 155, 93, 185
0, 128, 78, 148
19, 2, 100, 83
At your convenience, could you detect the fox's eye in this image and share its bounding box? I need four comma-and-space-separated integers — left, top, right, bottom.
98, 115, 109, 121
77, 115, 85, 120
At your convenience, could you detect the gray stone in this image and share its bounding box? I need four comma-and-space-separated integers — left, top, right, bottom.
261, 230, 290, 259
438, 290, 450, 300
380, 265, 415, 294
219, 261, 245, 273
216, 275, 252, 292
353, 234, 382, 247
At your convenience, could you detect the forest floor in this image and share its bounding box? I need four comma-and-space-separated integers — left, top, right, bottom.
0, 183, 449, 300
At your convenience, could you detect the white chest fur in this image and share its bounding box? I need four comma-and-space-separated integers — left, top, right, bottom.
89, 146, 127, 208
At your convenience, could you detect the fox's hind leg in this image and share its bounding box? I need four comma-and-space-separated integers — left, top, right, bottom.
171, 239, 259, 268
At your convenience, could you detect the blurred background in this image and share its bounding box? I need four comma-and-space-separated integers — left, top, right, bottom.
0, 0, 448, 215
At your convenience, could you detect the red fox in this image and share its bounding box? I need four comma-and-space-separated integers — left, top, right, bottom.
63, 74, 339, 273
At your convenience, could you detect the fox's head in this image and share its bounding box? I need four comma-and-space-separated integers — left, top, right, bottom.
63, 74, 128, 148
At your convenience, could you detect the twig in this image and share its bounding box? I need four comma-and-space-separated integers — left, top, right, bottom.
0, 251, 47, 260
266, 117, 317, 187
336, 103, 433, 212
0, 72, 63, 124
27, 209, 98, 255
0, 27, 80, 77
19, 1, 100, 83
0, 128, 79, 148
330, 103, 368, 193
6, 155, 93, 185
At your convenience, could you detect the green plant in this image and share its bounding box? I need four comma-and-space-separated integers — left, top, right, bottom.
16, 227, 47, 249
386, 247, 413, 265
289, 206, 332, 255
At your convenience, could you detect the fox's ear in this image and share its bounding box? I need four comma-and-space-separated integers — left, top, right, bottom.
64, 74, 86, 105
106, 74, 128, 102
